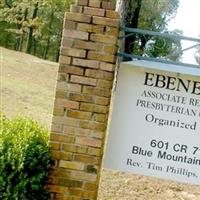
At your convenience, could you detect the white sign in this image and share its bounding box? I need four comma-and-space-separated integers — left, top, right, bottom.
104, 61, 200, 185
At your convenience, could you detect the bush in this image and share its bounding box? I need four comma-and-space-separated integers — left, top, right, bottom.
0, 116, 52, 200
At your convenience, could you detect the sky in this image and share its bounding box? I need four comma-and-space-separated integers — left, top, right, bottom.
168, 0, 200, 64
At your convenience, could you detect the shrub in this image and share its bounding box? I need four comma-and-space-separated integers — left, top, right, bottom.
0, 116, 52, 200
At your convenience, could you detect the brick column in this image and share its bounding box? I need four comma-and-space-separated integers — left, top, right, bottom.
48, 1, 120, 199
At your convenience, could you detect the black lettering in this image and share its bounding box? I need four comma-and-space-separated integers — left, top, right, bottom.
144, 72, 154, 86
155, 74, 166, 88
177, 78, 190, 92
166, 76, 176, 90
192, 81, 200, 95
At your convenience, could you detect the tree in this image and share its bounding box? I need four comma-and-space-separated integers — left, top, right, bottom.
0, 0, 74, 61
26, 1, 39, 54
40, 0, 73, 60
116, 0, 182, 61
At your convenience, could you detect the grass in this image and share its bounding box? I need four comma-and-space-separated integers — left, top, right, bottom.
0, 47, 58, 129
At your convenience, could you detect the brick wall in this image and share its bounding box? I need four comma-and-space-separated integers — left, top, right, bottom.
48, 0, 120, 199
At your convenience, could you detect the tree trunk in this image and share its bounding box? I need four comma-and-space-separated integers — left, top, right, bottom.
43, 10, 54, 60
33, 38, 37, 55
124, 0, 142, 60
26, 2, 39, 54
56, 35, 62, 62
116, 0, 143, 61
18, 8, 28, 51
56, 46, 60, 62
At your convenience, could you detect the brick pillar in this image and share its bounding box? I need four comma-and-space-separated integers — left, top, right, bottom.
48, 1, 120, 199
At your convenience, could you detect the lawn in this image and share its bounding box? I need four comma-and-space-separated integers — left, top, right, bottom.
1, 47, 58, 129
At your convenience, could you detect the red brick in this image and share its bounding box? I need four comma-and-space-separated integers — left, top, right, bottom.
77, 23, 104, 33
69, 93, 94, 103
90, 33, 117, 45
76, 0, 88, 6
82, 190, 97, 199
74, 40, 103, 51
88, 51, 116, 63
90, 130, 105, 139
88, 131, 104, 139
76, 136, 102, 148
100, 62, 115, 72
95, 96, 110, 105
84, 182, 98, 190
47, 185, 68, 194
103, 45, 118, 54
65, 12, 91, 23
49, 168, 71, 178
61, 47, 86, 58
70, 170, 97, 182
63, 144, 88, 153
63, 127, 91, 137
51, 150, 73, 160
52, 107, 63, 117
59, 160, 85, 170
50, 142, 61, 150
56, 81, 82, 93
51, 123, 63, 133
85, 69, 114, 80
101, 1, 116, 10
80, 103, 108, 114
67, 110, 92, 120
67, 83, 82, 92
50, 133, 75, 145
53, 107, 64, 116
59, 55, 71, 65
74, 154, 99, 164
55, 90, 66, 99
106, 10, 119, 18
79, 120, 106, 131
106, 26, 119, 36
84, 7, 105, 16
71, 75, 97, 86
61, 37, 74, 48
77, 23, 92, 32
89, 0, 101, 8
97, 79, 113, 89
64, 20, 77, 30
59, 65, 84, 75
56, 81, 68, 91
68, 188, 82, 197
63, 29, 89, 40
87, 147, 101, 156
55, 99, 79, 109
57, 73, 69, 82
83, 86, 111, 97
72, 58, 99, 69
52, 116, 80, 127
55, 91, 66, 99
70, 5, 83, 13
93, 16, 119, 27
54, 178, 83, 188
92, 113, 107, 122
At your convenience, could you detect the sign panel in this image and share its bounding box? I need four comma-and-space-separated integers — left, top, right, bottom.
104, 61, 200, 185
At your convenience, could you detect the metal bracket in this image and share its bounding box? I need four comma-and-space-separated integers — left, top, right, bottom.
119, 27, 200, 68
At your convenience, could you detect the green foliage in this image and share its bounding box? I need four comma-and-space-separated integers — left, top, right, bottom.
0, 0, 74, 61
0, 116, 52, 200
123, 0, 182, 61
